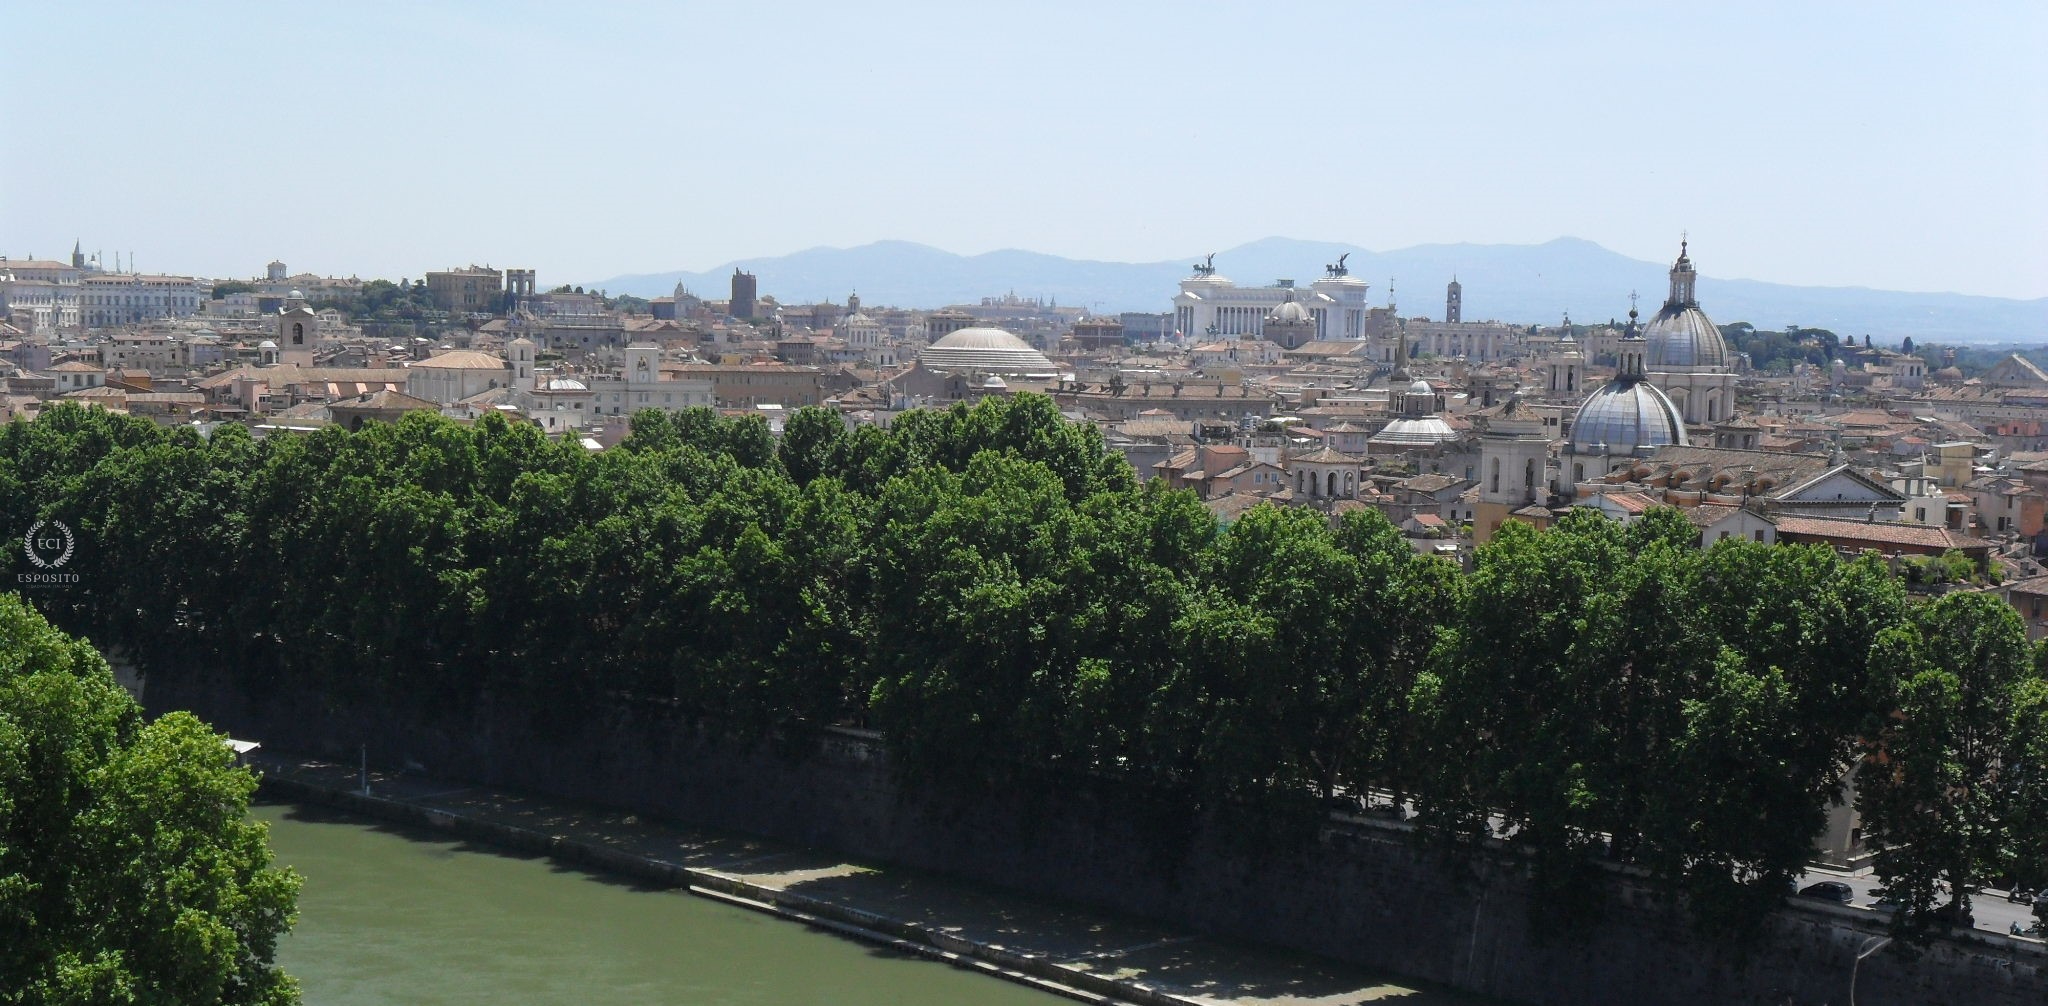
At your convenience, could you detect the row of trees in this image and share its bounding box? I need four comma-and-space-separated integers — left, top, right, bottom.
3, 398, 2042, 940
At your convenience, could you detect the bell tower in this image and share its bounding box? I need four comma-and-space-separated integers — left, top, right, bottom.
1445, 276, 1462, 323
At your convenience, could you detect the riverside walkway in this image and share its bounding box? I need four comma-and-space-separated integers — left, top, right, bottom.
250, 750, 1485, 1006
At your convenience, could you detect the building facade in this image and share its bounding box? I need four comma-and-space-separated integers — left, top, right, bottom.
1173, 259, 1371, 342
424, 267, 504, 314
81, 273, 210, 328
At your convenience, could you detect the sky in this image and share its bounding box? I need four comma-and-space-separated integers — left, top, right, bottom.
4, 1, 2044, 299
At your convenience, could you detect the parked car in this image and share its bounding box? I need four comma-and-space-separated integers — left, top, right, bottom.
1798, 881, 1855, 905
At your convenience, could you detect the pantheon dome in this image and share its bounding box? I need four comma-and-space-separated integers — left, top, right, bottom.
917, 326, 1056, 374
1642, 242, 1729, 370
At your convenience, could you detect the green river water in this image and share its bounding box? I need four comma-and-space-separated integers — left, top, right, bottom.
254, 802, 1063, 1005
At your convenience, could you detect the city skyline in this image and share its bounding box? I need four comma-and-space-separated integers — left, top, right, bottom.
4, 2, 2043, 299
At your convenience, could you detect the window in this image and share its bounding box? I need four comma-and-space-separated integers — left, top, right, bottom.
1753, 530, 1766, 542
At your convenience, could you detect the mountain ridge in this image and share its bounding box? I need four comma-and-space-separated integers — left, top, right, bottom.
589, 238, 2046, 343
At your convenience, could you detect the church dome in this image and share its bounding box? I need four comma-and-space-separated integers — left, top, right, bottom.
1408, 378, 1434, 395
1268, 299, 1312, 324
1568, 377, 1687, 455
1642, 242, 1729, 370
1643, 305, 1727, 369
1371, 415, 1460, 448
544, 377, 588, 391
918, 326, 1056, 373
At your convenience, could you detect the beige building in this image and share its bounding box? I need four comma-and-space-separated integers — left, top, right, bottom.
105, 332, 180, 374
407, 350, 509, 404
425, 266, 504, 314
582, 344, 715, 417
668, 363, 823, 409
1474, 393, 1555, 544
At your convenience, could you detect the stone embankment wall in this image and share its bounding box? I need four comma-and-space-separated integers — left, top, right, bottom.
152, 674, 2044, 1006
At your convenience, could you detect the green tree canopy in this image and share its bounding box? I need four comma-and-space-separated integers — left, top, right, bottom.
0, 594, 300, 1005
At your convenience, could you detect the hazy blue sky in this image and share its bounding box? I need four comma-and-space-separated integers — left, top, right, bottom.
5, 2, 2043, 297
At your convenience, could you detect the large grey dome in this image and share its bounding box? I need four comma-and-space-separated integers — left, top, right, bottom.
918, 326, 1055, 373
1643, 242, 1729, 370
1643, 304, 1727, 369
1568, 378, 1687, 455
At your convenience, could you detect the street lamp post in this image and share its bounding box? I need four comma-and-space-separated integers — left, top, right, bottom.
1849, 933, 1891, 1006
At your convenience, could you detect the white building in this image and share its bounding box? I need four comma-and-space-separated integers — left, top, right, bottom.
1173, 258, 1371, 341
83, 272, 210, 328
0, 257, 83, 334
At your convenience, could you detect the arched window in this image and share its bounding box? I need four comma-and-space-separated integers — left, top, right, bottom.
291, 322, 304, 345
1489, 457, 1500, 493
1525, 458, 1538, 497
1707, 397, 1719, 422
1574, 462, 1585, 483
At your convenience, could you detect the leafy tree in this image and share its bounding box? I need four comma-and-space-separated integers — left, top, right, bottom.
0, 594, 300, 1005
1859, 593, 2038, 931
777, 407, 846, 486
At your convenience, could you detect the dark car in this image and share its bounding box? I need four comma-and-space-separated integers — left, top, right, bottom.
1797, 881, 1855, 905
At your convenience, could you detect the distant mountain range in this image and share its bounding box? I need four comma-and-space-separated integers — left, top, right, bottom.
591, 237, 2047, 344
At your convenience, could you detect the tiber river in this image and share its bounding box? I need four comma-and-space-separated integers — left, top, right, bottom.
256, 802, 1063, 1005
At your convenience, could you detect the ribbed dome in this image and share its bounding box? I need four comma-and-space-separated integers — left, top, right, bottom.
1643, 304, 1728, 369
1371, 416, 1460, 448
1568, 378, 1687, 455
1644, 241, 1729, 370
918, 326, 1055, 373
544, 377, 588, 391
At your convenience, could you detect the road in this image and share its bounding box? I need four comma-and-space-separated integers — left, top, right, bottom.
1795, 867, 2044, 937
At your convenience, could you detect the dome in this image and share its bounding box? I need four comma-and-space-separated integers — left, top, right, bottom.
1268, 299, 1312, 324
1643, 304, 1728, 369
288, 289, 305, 300
544, 377, 588, 391
1643, 242, 1729, 370
1567, 378, 1687, 455
1371, 416, 1460, 448
918, 326, 1055, 374
1408, 378, 1434, 395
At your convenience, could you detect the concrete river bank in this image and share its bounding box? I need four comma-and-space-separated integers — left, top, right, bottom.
252, 751, 1483, 1006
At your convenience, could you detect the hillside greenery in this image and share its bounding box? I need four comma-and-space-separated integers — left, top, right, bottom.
1, 398, 2042, 941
